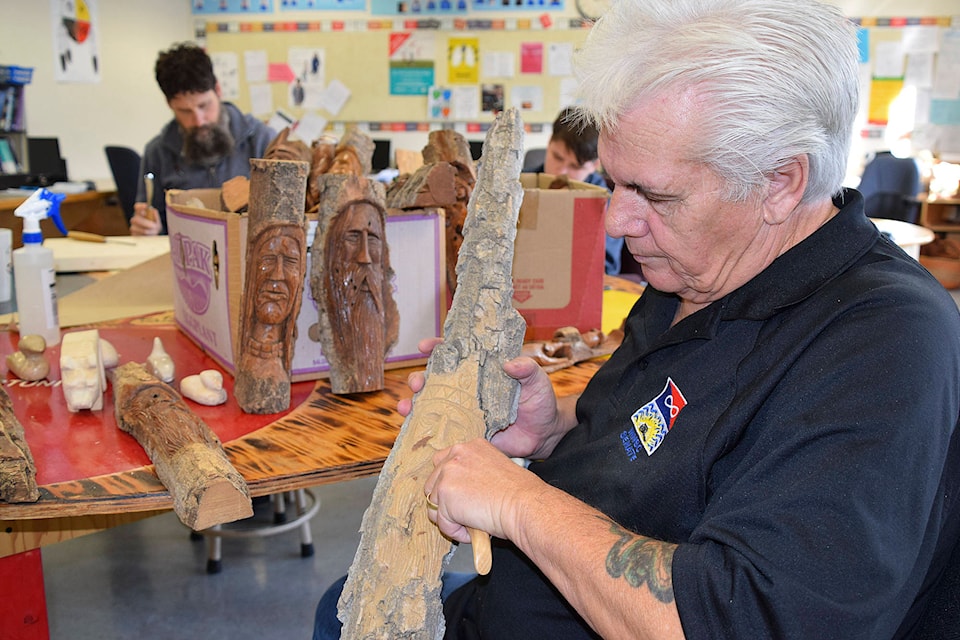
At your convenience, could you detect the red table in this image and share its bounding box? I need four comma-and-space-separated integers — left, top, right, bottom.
0, 311, 602, 638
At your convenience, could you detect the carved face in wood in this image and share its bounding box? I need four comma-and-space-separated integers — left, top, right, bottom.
328, 147, 364, 177
327, 201, 385, 312
323, 198, 392, 385
253, 228, 303, 326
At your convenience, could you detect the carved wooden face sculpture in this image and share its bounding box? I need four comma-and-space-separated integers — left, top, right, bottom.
324, 199, 389, 381
253, 228, 303, 326
327, 201, 385, 316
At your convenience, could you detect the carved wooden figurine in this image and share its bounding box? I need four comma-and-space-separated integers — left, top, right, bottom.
5, 334, 50, 381
60, 329, 105, 412
0, 385, 40, 503
339, 108, 526, 639
521, 326, 625, 373
112, 362, 252, 530
425, 131, 476, 296
234, 158, 309, 414
305, 138, 337, 212
309, 174, 399, 395
327, 127, 375, 177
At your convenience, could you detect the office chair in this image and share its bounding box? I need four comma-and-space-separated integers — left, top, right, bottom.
523, 148, 546, 172
858, 151, 922, 224
104, 145, 142, 225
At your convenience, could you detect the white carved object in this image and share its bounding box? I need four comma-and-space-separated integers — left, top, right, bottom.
60, 329, 105, 412
180, 370, 228, 406
99, 338, 120, 368
6, 334, 50, 381
146, 337, 175, 383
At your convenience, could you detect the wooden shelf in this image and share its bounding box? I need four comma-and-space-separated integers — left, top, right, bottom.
919, 196, 960, 233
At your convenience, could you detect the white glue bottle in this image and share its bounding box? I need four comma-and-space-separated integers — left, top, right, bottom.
13, 188, 67, 346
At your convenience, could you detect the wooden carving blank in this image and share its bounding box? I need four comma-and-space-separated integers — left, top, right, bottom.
339, 108, 526, 639
112, 362, 252, 530
0, 386, 40, 503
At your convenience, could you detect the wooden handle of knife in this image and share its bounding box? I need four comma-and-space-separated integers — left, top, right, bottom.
468, 527, 492, 575
67, 231, 106, 243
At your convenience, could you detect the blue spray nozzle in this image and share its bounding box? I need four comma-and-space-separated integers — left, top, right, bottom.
14, 188, 68, 243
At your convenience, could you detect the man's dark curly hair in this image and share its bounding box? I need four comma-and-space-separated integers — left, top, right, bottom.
551, 106, 599, 166
155, 43, 217, 101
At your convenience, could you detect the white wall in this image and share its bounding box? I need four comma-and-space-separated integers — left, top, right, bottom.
0, 0, 193, 183
0, 0, 956, 184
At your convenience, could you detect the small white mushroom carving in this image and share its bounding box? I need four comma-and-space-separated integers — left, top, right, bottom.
180, 370, 227, 406
146, 337, 175, 383
99, 338, 120, 368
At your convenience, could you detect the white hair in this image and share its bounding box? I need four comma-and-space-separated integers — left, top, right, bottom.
574, 0, 859, 202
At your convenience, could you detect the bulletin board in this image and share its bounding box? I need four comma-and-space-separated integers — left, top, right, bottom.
855, 18, 960, 159
203, 23, 591, 127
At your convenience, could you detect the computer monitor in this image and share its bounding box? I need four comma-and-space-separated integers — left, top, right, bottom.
469, 140, 484, 162
371, 139, 392, 172
26, 137, 68, 187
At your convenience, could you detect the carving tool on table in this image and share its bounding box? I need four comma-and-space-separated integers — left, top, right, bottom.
143, 172, 157, 222
66, 231, 137, 246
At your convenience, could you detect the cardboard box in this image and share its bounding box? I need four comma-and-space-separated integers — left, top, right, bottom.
512, 174, 609, 340
166, 189, 446, 381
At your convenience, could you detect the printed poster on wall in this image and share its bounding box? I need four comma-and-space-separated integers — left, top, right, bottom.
448, 37, 480, 84
52, 0, 101, 83
390, 32, 436, 96
191, 0, 273, 13
520, 42, 543, 74
372, 0, 469, 16
288, 48, 326, 109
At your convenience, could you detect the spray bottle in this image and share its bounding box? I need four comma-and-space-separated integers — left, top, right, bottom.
13, 188, 67, 345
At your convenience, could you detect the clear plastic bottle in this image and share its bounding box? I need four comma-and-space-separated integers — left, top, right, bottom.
13, 189, 67, 345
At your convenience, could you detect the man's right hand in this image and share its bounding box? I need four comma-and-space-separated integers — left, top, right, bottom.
130, 203, 162, 236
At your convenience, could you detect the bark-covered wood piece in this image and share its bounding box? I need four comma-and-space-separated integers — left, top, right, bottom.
309, 174, 399, 395
220, 175, 250, 213
419, 130, 476, 298
111, 362, 252, 530
234, 158, 309, 414
0, 385, 40, 503
264, 126, 313, 163
328, 127, 375, 177
339, 108, 526, 639
385, 162, 458, 210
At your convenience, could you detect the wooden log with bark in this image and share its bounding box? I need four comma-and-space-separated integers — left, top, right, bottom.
112, 362, 253, 530
0, 386, 40, 503
338, 108, 526, 639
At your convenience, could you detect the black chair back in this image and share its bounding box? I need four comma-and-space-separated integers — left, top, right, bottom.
104, 145, 142, 224
858, 151, 921, 224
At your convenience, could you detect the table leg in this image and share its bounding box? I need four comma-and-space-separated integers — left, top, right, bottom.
0, 549, 50, 640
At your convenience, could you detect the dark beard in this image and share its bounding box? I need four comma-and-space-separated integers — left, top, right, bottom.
182, 110, 235, 166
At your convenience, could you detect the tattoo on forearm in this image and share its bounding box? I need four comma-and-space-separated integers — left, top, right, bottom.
602, 517, 675, 604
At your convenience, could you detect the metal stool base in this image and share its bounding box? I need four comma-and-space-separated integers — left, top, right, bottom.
194, 489, 320, 573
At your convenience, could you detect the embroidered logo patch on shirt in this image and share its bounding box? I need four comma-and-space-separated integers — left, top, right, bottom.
625, 377, 687, 457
